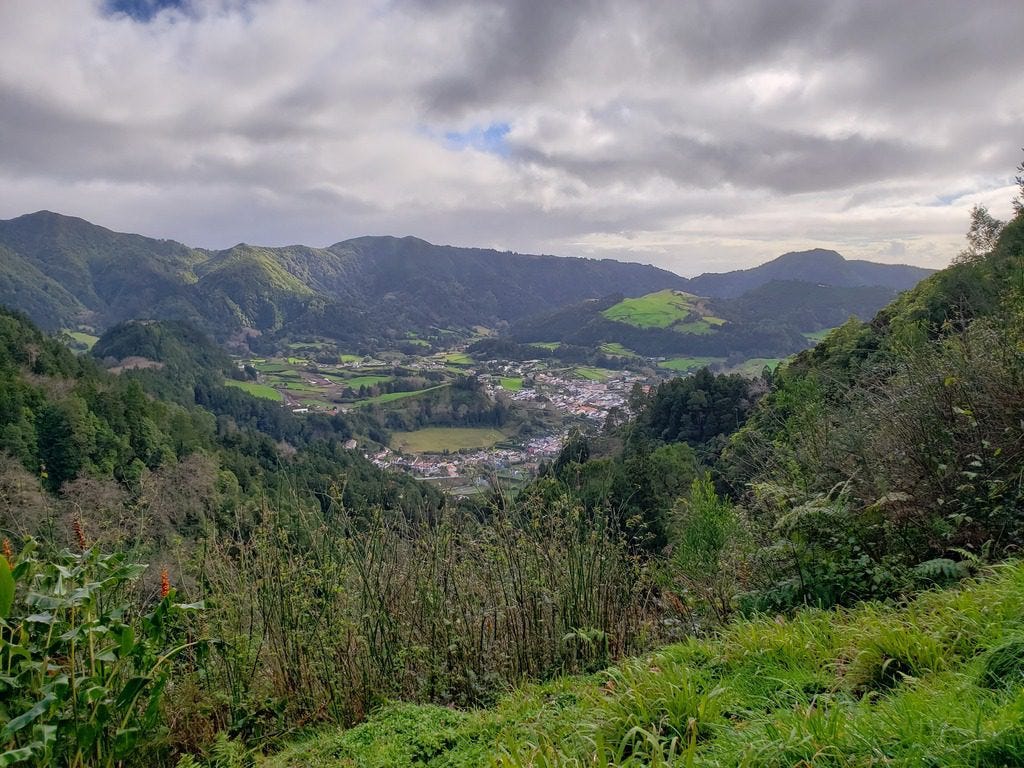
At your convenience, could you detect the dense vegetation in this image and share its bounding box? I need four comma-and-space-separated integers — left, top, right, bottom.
0, 307, 440, 552
261, 560, 1024, 767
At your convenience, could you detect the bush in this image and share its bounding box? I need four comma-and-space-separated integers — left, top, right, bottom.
0, 539, 202, 767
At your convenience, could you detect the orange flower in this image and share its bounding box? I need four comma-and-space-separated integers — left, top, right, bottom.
72, 516, 87, 551
1, 538, 12, 565
160, 568, 171, 599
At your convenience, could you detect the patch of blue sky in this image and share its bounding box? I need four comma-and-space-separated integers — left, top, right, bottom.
104, 0, 188, 22
442, 123, 511, 157
929, 189, 969, 207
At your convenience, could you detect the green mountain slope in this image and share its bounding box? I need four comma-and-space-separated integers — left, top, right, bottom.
0, 212, 933, 353
330, 235, 689, 330
0, 244, 87, 331
0, 212, 689, 345
715, 214, 1024, 608
601, 289, 725, 333
0, 210, 201, 329
508, 279, 898, 359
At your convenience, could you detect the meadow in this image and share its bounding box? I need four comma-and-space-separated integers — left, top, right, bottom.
62, 329, 100, 351
224, 379, 284, 401
392, 426, 507, 453
572, 366, 614, 381
599, 342, 639, 357
602, 290, 726, 334
658, 356, 725, 373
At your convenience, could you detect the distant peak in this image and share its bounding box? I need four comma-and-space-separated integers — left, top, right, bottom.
340, 234, 434, 246
773, 248, 845, 264
13, 210, 80, 223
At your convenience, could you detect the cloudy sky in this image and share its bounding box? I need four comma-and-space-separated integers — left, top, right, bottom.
0, 0, 1021, 275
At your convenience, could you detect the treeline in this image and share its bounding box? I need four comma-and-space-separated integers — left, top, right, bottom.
368, 375, 512, 432
524, 368, 765, 551
469, 336, 631, 371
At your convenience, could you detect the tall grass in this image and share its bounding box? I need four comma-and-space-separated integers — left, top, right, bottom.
258, 561, 1024, 767
188, 494, 659, 743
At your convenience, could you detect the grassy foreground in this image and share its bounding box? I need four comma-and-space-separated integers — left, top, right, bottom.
261, 562, 1024, 767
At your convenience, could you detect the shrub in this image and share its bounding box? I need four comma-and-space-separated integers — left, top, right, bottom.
0, 539, 201, 767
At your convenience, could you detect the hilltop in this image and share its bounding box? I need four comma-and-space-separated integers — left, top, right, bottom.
687, 248, 932, 298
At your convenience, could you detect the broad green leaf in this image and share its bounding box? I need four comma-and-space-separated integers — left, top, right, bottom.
115, 676, 150, 710
118, 626, 135, 656
0, 557, 13, 618
1, 693, 55, 739
0, 745, 35, 766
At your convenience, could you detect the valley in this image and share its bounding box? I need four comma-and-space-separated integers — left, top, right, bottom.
218, 341, 653, 494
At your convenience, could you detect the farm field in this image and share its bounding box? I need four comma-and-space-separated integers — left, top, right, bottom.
726, 357, 785, 376
338, 374, 392, 389
599, 342, 638, 357
234, 353, 458, 410
392, 427, 506, 453
601, 289, 725, 334
500, 376, 524, 391
572, 366, 614, 381
286, 340, 331, 351
63, 329, 100, 351
356, 384, 449, 406
658, 356, 725, 373
224, 380, 284, 401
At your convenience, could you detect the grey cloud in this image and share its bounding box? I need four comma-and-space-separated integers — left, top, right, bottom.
0, 0, 1019, 273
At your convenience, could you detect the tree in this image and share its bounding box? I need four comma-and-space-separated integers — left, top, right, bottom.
955, 204, 1004, 264
1015, 148, 1024, 218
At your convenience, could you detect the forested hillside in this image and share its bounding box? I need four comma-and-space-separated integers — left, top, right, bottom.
0, 308, 440, 547
0, 212, 687, 345
0, 212, 930, 359
506, 279, 899, 359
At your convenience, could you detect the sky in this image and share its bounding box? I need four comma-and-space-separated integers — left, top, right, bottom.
0, 1, 1021, 276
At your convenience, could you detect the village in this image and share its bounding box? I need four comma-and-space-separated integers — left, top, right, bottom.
364, 358, 647, 493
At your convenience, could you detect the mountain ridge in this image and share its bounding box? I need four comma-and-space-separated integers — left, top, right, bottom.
0, 211, 934, 347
